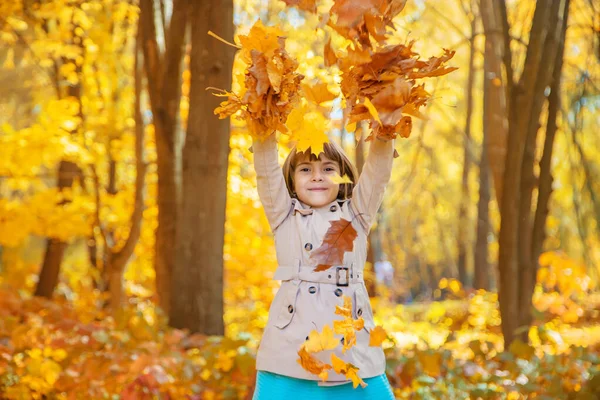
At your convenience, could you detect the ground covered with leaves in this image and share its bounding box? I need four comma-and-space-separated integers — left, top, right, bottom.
1, 285, 600, 399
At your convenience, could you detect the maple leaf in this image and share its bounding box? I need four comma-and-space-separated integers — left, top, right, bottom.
297, 346, 332, 381
331, 354, 367, 388
368, 325, 388, 347
286, 104, 329, 156
301, 81, 338, 105
310, 219, 358, 271
304, 324, 339, 353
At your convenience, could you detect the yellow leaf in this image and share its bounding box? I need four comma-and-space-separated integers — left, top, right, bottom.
297, 346, 332, 381
346, 122, 356, 132
369, 326, 388, 347
302, 81, 338, 105
287, 106, 329, 156
331, 173, 353, 184
304, 324, 339, 353
363, 98, 381, 125
330, 354, 367, 388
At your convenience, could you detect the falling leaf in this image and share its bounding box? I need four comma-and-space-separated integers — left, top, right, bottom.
287, 105, 329, 156
331, 173, 353, 184
304, 324, 339, 353
331, 354, 367, 388
369, 326, 388, 347
297, 346, 332, 381
311, 219, 358, 271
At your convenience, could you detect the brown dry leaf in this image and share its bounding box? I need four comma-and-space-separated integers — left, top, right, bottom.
281, 0, 318, 13
324, 38, 338, 67
311, 219, 358, 271
331, 354, 367, 388
368, 325, 388, 347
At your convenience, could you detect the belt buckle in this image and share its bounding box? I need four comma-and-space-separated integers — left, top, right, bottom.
335, 267, 349, 287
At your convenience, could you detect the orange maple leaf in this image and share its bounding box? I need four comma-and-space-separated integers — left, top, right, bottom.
310, 219, 358, 271
297, 346, 332, 382
368, 325, 388, 347
304, 324, 339, 353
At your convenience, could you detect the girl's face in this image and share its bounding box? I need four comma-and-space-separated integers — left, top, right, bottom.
293, 154, 341, 208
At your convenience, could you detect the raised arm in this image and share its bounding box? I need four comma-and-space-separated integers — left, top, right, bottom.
350, 138, 395, 232
252, 134, 293, 231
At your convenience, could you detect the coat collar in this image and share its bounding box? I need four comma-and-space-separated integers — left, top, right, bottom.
292, 198, 350, 216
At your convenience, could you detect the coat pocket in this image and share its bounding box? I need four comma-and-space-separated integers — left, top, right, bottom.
275, 283, 301, 329
354, 287, 375, 331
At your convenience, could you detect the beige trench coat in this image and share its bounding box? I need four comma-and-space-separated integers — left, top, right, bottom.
252, 134, 395, 386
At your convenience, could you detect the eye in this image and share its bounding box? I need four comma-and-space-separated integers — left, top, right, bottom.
300, 167, 310, 172
325, 167, 335, 172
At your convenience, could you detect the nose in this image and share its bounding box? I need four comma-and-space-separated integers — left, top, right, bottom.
311, 170, 323, 181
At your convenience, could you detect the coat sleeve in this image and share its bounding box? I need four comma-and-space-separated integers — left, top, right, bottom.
252, 134, 293, 232
350, 138, 395, 233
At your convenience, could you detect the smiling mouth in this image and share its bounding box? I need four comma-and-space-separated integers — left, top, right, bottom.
308, 188, 328, 191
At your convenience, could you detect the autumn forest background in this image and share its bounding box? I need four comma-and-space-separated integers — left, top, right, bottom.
0, 0, 599, 398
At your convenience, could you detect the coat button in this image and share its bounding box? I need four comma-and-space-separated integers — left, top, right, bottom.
308, 286, 317, 294
340, 337, 345, 344
330, 205, 337, 212
304, 243, 313, 251
306, 336, 309, 340
334, 288, 343, 297
357, 309, 363, 316
288, 305, 294, 313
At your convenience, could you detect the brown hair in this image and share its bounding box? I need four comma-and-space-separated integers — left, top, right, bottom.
282, 141, 358, 200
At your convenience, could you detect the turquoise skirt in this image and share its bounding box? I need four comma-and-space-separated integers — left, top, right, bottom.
252, 371, 395, 400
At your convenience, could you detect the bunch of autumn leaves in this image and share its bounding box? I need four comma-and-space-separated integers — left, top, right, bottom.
212, 0, 457, 387
214, 0, 457, 145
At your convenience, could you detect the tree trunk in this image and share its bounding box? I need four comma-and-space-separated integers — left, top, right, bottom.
169, 0, 233, 334
457, 17, 476, 288
519, 0, 570, 335
474, 52, 492, 290
479, 0, 509, 205
140, 0, 188, 315
35, 49, 83, 297
106, 29, 148, 312
490, 0, 569, 346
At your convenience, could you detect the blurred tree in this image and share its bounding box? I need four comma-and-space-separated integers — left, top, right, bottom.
139, 0, 188, 315
481, 0, 570, 345
170, 0, 234, 334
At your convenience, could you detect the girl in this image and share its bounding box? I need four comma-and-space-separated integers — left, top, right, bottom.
251, 131, 396, 399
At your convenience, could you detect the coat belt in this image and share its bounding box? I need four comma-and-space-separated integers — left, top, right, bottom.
273, 262, 363, 285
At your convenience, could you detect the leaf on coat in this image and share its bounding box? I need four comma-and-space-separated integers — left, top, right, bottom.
304, 324, 339, 353
297, 346, 332, 382
311, 219, 358, 271
331, 353, 367, 388
368, 325, 388, 347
